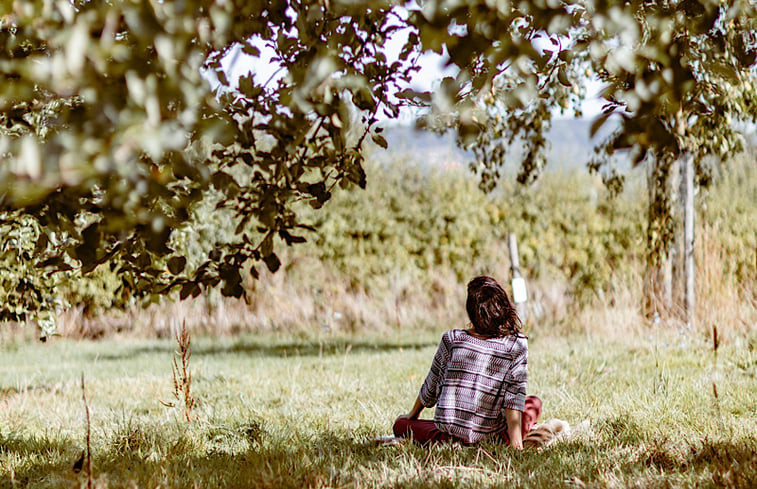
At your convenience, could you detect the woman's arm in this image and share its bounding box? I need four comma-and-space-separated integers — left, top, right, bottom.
398, 395, 425, 420
501, 339, 528, 448
418, 332, 454, 408
504, 408, 523, 449
409, 395, 424, 419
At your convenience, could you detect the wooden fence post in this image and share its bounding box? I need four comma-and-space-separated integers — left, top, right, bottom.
683, 153, 695, 328
507, 233, 528, 322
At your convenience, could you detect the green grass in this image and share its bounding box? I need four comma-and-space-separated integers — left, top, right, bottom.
1, 329, 755, 488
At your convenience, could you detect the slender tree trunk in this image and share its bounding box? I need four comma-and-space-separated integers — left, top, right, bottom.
643, 157, 674, 320
674, 108, 696, 328
682, 153, 696, 328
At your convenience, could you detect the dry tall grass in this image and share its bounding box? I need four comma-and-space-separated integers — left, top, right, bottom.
35, 223, 753, 347
697, 220, 756, 341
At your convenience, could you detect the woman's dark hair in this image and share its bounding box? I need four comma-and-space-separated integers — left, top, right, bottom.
466, 276, 522, 338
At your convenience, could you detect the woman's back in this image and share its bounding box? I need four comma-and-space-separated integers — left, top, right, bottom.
393, 276, 538, 447
420, 329, 528, 444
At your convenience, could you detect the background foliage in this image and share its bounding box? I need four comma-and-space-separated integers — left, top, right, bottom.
409, 0, 757, 322
0, 0, 410, 325
300, 159, 646, 302
5, 148, 752, 338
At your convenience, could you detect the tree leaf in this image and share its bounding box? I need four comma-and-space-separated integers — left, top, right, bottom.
371, 133, 388, 149
180, 282, 196, 300
242, 44, 260, 57
263, 253, 281, 273
557, 66, 571, 87
278, 229, 307, 245
34, 232, 49, 255
167, 256, 187, 274
590, 112, 612, 139
395, 88, 432, 104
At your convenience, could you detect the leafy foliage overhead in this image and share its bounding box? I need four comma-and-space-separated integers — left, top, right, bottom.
408, 0, 757, 188
0, 0, 415, 323
1, 0, 756, 328
406, 0, 757, 312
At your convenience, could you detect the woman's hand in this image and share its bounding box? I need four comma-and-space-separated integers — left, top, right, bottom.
403, 396, 424, 420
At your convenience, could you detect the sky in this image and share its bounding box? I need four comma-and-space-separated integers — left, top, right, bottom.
208, 17, 606, 125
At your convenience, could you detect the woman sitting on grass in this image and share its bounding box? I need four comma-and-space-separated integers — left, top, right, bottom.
393, 276, 541, 448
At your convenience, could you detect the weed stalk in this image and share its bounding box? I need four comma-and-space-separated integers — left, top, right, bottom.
172, 321, 195, 423
80, 373, 93, 489
711, 324, 725, 435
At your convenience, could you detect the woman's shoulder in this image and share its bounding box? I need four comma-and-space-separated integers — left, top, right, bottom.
512, 333, 528, 352
442, 329, 465, 342
491, 332, 528, 354
442, 329, 527, 351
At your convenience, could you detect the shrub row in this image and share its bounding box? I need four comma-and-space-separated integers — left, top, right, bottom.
2, 151, 753, 329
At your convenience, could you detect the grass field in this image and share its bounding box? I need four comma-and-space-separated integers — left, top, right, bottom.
1, 328, 755, 489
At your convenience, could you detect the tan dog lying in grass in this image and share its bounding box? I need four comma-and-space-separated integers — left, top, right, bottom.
523, 419, 592, 449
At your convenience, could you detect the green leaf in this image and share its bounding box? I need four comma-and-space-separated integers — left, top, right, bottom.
221, 281, 244, 298
263, 253, 281, 273
278, 229, 307, 245
167, 256, 187, 274
395, 88, 432, 104
135, 253, 152, 269
590, 112, 612, 139
180, 282, 197, 300
371, 133, 388, 149
306, 182, 331, 204
211, 171, 238, 191
36, 256, 64, 268
75, 243, 97, 266
557, 66, 571, 87
260, 232, 274, 257
711, 62, 740, 83
34, 233, 49, 255
220, 264, 244, 297
242, 44, 260, 57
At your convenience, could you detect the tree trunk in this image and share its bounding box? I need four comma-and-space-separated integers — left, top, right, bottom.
643, 157, 675, 321
682, 153, 696, 328
674, 107, 696, 328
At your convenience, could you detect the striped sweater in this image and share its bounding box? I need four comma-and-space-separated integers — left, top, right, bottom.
418, 329, 528, 444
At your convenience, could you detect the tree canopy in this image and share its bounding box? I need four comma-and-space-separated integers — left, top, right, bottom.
411, 0, 756, 317
411, 0, 756, 184
0, 0, 413, 329
1, 0, 755, 331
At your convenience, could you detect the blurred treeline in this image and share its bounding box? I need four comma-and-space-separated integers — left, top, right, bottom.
2, 150, 754, 340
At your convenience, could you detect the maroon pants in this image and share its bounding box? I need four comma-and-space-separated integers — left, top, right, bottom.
393, 396, 542, 445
